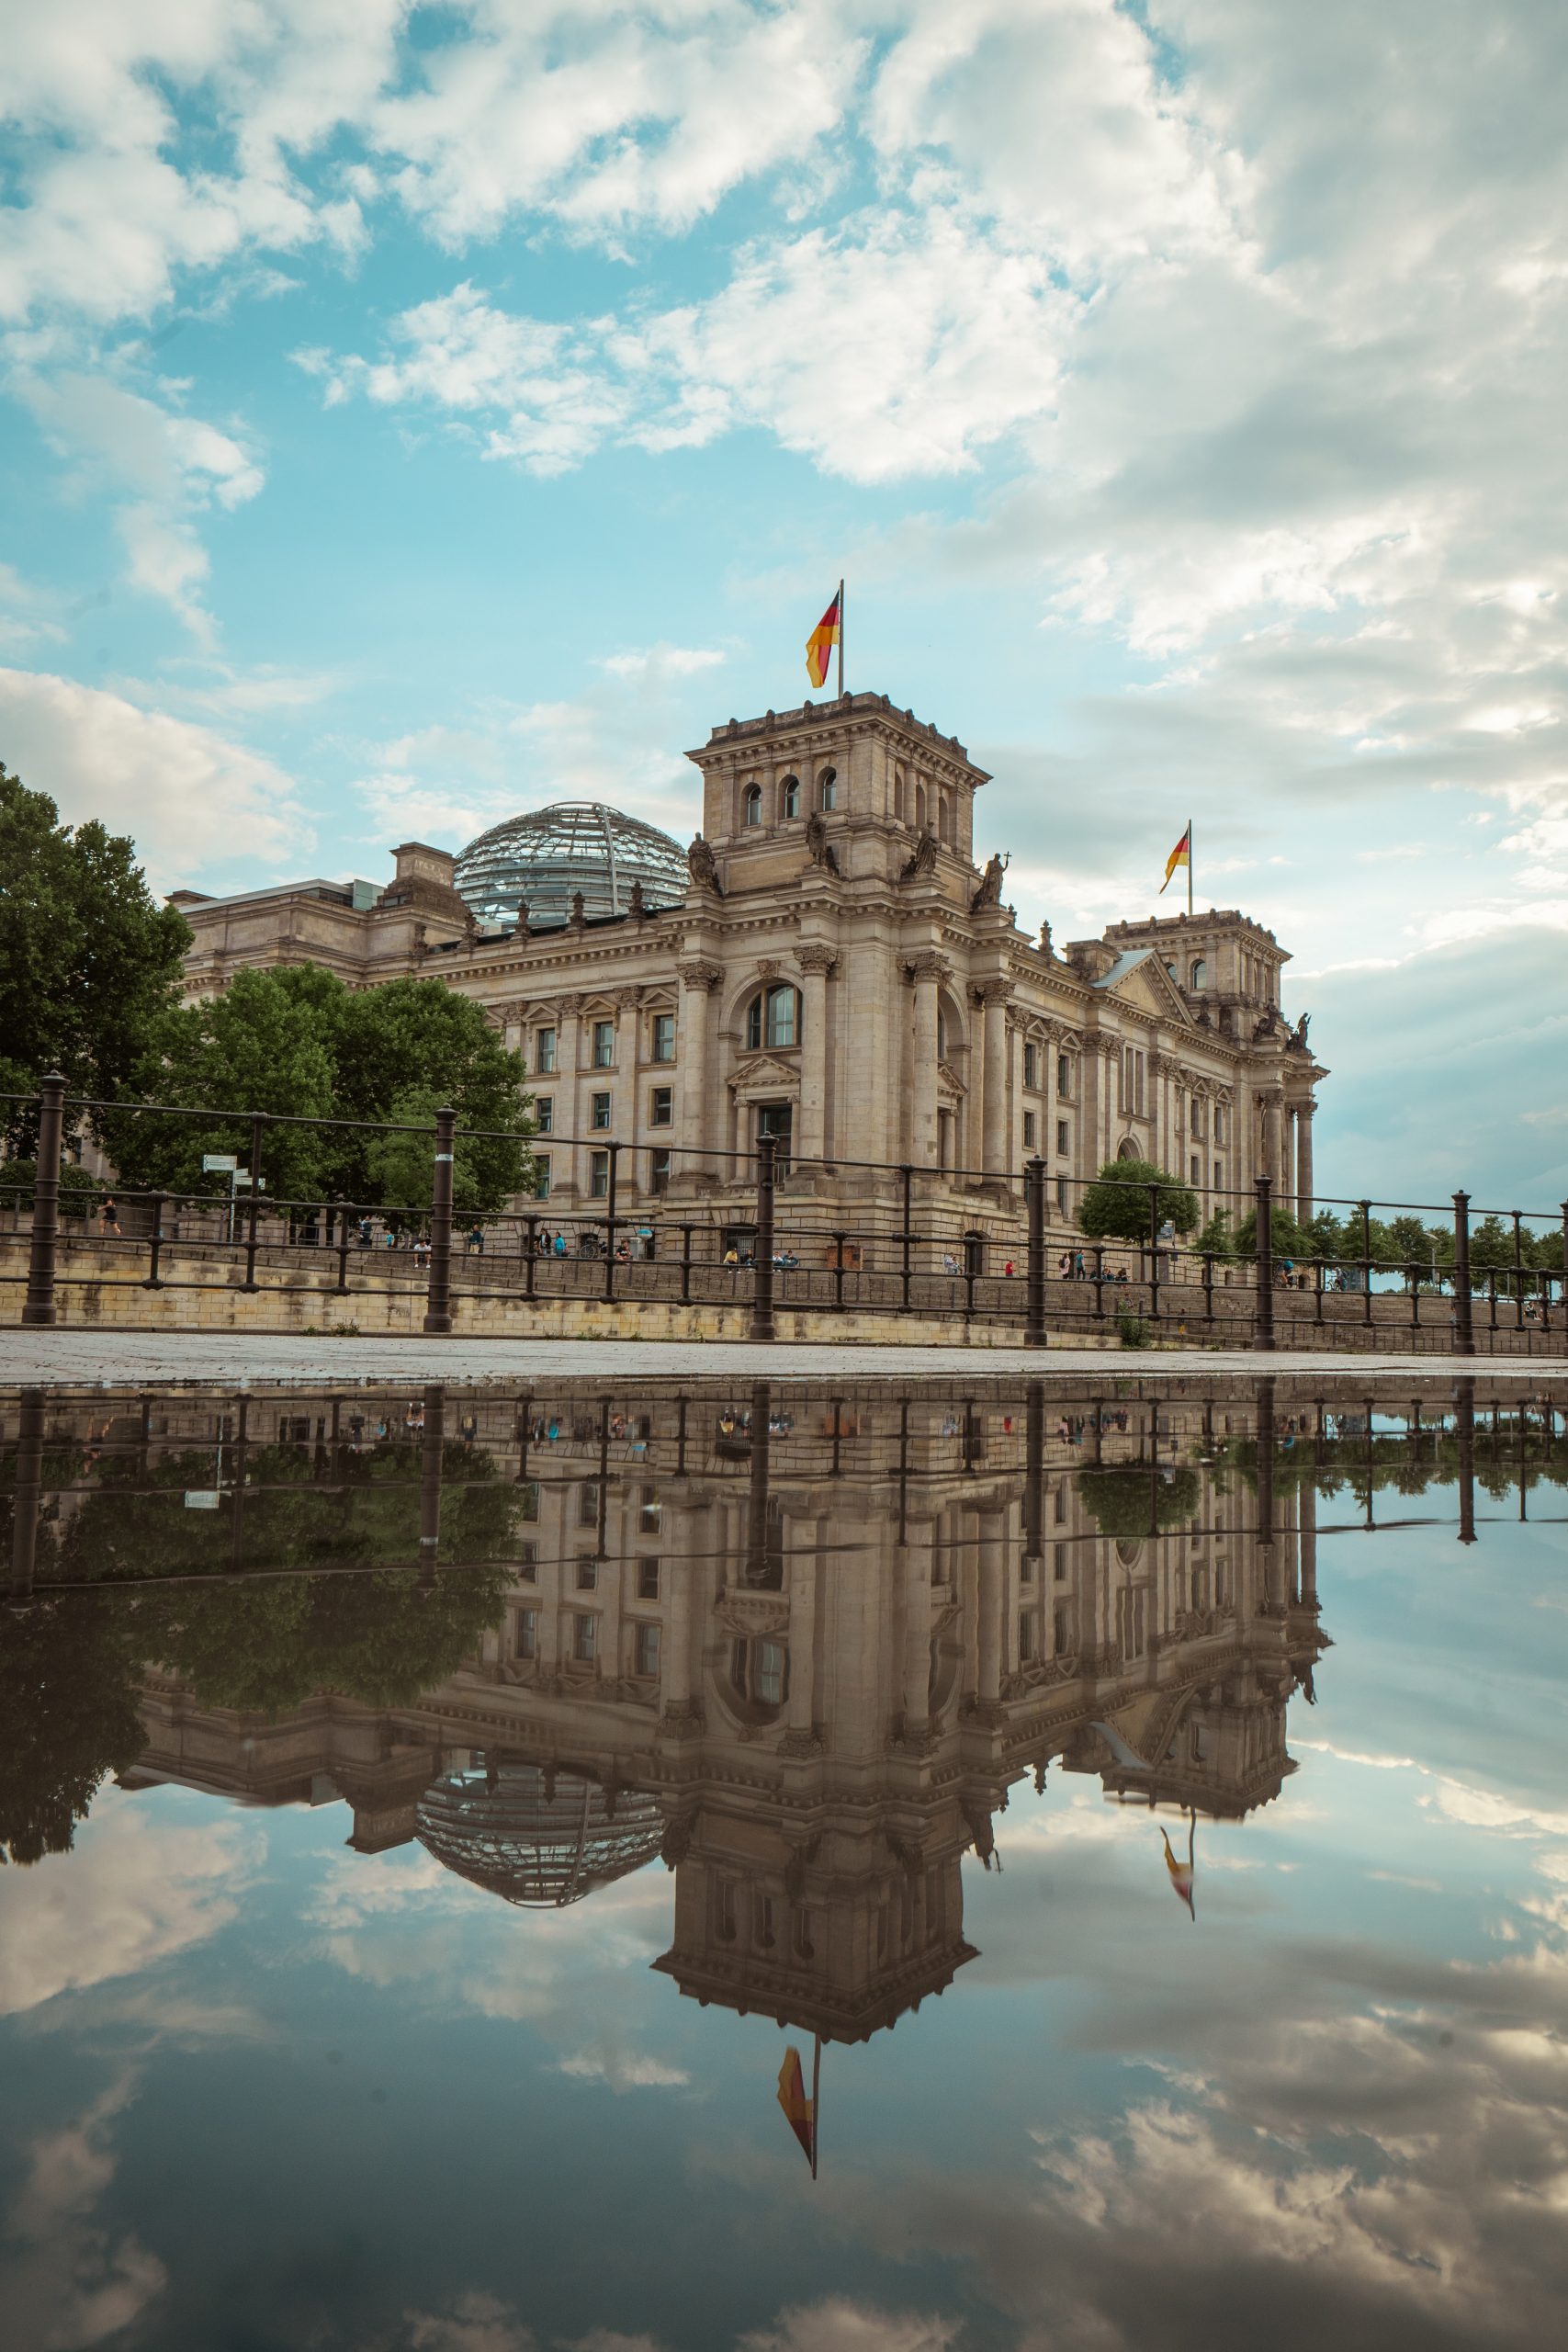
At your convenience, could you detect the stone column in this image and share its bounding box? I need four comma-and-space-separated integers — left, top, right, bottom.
676, 960, 722, 1182
782, 1510, 820, 1750
660, 1502, 705, 1729
900, 1515, 936, 1742
907, 954, 944, 1170
1295, 1102, 1314, 1222
557, 997, 582, 1195
1298, 1479, 1317, 1609
1263, 1091, 1284, 1192
975, 1506, 1007, 1720
795, 946, 836, 1164
978, 981, 1013, 1181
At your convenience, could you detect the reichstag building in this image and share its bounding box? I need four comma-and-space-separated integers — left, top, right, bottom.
172, 692, 1325, 1228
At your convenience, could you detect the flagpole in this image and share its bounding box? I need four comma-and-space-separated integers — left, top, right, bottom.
1188, 817, 1193, 919
836, 580, 845, 700
811, 2031, 821, 2180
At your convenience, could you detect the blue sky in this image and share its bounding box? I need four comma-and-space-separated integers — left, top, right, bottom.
2, 2, 1566, 1208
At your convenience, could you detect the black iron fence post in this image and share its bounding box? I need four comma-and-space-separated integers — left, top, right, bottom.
900, 1166, 914, 1310
1147, 1181, 1161, 1325
335, 1203, 352, 1296
750, 1134, 777, 1342
1512, 1211, 1525, 1331
1254, 1173, 1275, 1352
423, 1105, 457, 1335
1359, 1199, 1373, 1328
241, 1113, 264, 1290
419, 1383, 446, 1580
22, 1072, 66, 1327
1025, 1156, 1048, 1348
1452, 1190, 1474, 1357
1456, 1376, 1477, 1544
143, 1190, 166, 1288
604, 1142, 620, 1304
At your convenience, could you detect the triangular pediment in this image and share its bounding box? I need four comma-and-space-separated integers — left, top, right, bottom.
1099, 949, 1197, 1028
728, 1053, 800, 1093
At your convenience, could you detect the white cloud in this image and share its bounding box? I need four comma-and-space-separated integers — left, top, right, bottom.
15, 370, 264, 639
0, 666, 312, 889
0, 2075, 168, 2352
737, 2305, 962, 2352
0, 1793, 258, 2018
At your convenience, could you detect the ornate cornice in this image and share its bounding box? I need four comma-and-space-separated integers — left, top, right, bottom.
971, 978, 1013, 1008
903, 951, 951, 985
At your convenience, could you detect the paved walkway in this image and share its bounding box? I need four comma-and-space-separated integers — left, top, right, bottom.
2, 1329, 1562, 1389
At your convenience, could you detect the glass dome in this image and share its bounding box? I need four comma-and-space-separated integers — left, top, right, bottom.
414, 1762, 664, 1908
453, 801, 689, 930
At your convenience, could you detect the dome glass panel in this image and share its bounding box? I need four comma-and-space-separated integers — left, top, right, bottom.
454, 801, 689, 930
415, 1763, 664, 1908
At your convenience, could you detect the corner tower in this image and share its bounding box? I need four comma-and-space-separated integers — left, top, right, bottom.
686, 691, 991, 899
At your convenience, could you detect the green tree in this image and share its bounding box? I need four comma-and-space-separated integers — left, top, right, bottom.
1077, 1464, 1202, 1539
126, 1563, 514, 1717
1193, 1207, 1235, 1260
1077, 1159, 1199, 1243
100, 966, 532, 1214
1235, 1204, 1314, 1261
0, 1594, 147, 1865
0, 763, 191, 1153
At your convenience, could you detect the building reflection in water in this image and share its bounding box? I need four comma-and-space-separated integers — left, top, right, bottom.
8, 1375, 1562, 2057
13, 1374, 1339, 2054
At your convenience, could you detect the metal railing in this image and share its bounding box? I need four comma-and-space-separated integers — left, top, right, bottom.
5, 1073, 1568, 1353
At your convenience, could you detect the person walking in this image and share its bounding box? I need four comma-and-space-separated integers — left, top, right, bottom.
99, 1194, 121, 1238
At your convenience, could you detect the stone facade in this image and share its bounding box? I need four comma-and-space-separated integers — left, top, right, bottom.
174, 692, 1327, 1232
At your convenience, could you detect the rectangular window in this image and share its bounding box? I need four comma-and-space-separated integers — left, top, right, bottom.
1054, 1604, 1072, 1650
1055, 1176, 1067, 1215
1023, 1042, 1038, 1089
573, 1612, 597, 1663
579, 1480, 599, 1527
519, 1480, 540, 1522
536, 1027, 557, 1074
1057, 1054, 1072, 1099
514, 1608, 537, 1660
639, 1488, 661, 1534
1019, 1612, 1037, 1662
592, 1019, 615, 1067
649, 1149, 671, 1194
1054, 1542, 1067, 1579
592, 1091, 612, 1130
518, 1542, 537, 1582
635, 1621, 660, 1678
535, 1096, 553, 1134
1214, 1161, 1224, 1191
1213, 1106, 1226, 1146
534, 1155, 551, 1200
637, 1559, 660, 1600
590, 1150, 610, 1198
650, 1085, 673, 1126
1022, 1111, 1037, 1148
1056, 1120, 1069, 1155
576, 1558, 597, 1590
651, 1012, 675, 1063
1191, 1154, 1201, 1184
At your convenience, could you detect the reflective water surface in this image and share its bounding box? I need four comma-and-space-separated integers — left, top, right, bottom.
2, 1374, 1565, 2352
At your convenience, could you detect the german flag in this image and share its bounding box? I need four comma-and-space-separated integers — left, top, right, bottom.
1161, 1824, 1196, 1919
806, 588, 841, 689
1159, 825, 1190, 894
777, 2044, 817, 2170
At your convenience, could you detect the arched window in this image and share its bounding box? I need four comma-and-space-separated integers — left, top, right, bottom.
747, 984, 800, 1050
1190, 956, 1207, 989
915, 781, 927, 829
818, 767, 837, 811
939, 794, 953, 846
893, 769, 905, 821
1117, 1136, 1140, 1161
781, 775, 800, 820
742, 783, 762, 828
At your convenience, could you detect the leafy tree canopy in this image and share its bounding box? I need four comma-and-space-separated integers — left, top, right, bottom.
0, 1594, 146, 1865
1077, 1159, 1200, 1243
1077, 1464, 1203, 1539
0, 763, 191, 1153
99, 967, 533, 1213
